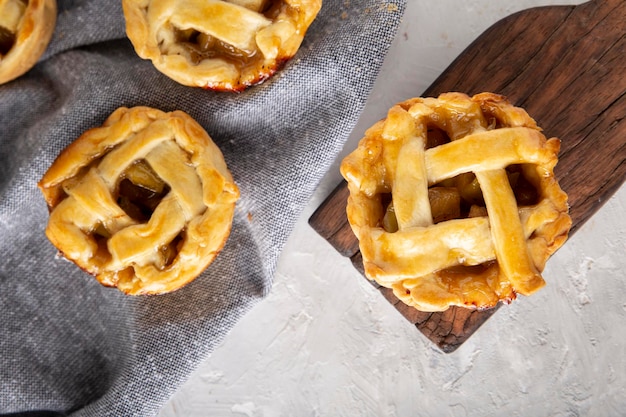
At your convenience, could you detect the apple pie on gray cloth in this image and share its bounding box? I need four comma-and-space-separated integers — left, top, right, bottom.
38, 107, 240, 295
122, 0, 322, 91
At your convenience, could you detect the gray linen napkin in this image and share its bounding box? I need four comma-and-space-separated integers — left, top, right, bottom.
0, 0, 404, 415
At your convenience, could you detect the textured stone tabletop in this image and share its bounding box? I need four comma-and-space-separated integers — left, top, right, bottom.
160, 1, 626, 415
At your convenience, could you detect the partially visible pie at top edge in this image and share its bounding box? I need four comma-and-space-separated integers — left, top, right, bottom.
122, 0, 322, 92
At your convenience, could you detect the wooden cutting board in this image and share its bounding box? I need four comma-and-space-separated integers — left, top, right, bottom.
309, 0, 626, 353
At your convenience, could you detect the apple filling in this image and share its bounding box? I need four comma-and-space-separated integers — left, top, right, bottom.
381, 126, 540, 232
0, 0, 27, 57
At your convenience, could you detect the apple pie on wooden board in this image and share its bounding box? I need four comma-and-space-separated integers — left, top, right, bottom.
340, 92, 571, 312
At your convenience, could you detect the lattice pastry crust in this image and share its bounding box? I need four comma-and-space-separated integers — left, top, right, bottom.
122, 0, 322, 91
38, 107, 240, 295
341, 92, 571, 312
0, 0, 57, 84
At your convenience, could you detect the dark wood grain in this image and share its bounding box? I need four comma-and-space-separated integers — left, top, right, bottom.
309, 0, 626, 353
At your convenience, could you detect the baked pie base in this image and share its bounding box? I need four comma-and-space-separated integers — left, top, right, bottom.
340, 92, 571, 312
38, 106, 240, 295
0, 0, 57, 84
122, 0, 322, 91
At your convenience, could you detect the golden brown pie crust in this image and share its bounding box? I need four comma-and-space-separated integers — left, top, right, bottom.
0, 0, 57, 85
340, 92, 571, 312
122, 0, 322, 91
38, 106, 240, 295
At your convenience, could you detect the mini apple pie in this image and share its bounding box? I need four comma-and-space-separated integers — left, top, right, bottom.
341, 92, 571, 312
38, 107, 240, 295
0, 0, 56, 84
122, 0, 322, 92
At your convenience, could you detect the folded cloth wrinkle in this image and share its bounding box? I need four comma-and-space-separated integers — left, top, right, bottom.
0, 0, 405, 415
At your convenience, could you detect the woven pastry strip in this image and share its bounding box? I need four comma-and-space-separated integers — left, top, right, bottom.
341, 92, 571, 312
